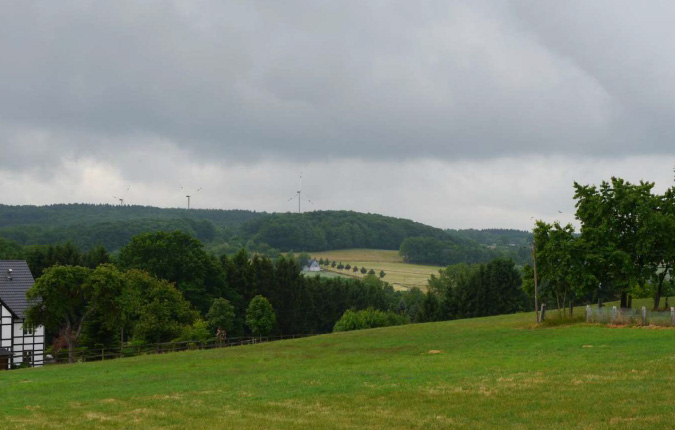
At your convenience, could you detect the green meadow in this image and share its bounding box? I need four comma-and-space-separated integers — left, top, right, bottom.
2, 311, 674, 429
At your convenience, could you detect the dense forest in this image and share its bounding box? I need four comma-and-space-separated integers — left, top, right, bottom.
20, 232, 428, 360
0, 204, 530, 264
242, 211, 449, 251
0, 204, 264, 251
399, 234, 532, 266
21, 231, 529, 361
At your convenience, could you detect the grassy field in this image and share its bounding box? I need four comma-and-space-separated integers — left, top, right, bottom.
2, 311, 674, 429
303, 270, 352, 280
309, 249, 442, 290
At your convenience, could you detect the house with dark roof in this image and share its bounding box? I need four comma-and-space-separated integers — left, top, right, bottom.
302, 259, 321, 272
0, 261, 45, 370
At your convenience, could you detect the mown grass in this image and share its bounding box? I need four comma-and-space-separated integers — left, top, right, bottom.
309, 249, 442, 290
2, 312, 674, 429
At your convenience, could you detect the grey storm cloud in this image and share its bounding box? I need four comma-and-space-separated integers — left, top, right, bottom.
1, 0, 674, 170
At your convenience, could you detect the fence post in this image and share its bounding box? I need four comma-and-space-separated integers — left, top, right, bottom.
671, 307, 675, 327
611, 306, 617, 324
586, 305, 591, 323
540, 303, 546, 322
641, 306, 647, 326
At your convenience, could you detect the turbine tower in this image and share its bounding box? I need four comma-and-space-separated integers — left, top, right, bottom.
112, 186, 130, 206
288, 171, 312, 213
180, 185, 202, 209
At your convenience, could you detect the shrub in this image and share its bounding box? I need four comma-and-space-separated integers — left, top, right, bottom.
175, 319, 211, 342
333, 308, 409, 332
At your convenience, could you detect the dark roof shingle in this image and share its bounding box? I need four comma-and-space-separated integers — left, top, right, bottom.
0, 260, 35, 318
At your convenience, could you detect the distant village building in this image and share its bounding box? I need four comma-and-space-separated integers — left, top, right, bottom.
0, 261, 45, 370
302, 259, 321, 272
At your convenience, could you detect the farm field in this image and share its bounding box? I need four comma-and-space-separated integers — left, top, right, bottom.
303, 270, 352, 280
309, 249, 442, 290
2, 312, 675, 429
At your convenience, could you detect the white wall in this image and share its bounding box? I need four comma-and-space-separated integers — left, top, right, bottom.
12, 321, 45, 367
1, 304, 11, 349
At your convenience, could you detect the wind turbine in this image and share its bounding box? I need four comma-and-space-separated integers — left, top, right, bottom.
180, 185, 202, 209
287, 171, 313, 213
112, 186, 130, 206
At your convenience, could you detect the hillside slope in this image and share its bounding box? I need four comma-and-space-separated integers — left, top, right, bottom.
242, 210, 451, 251
2, 313, 674, 429
0, 205, 457, 254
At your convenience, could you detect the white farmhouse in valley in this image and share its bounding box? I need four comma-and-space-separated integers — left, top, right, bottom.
0, 261, 45, 370
302, 259, 321, 272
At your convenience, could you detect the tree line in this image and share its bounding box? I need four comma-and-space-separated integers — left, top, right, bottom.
526, 177, 675, 314
20, 231, 429, 362
399, 236, 531, 266
420, 258, 528, 322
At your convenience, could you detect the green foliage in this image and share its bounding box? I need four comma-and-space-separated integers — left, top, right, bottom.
176, 319, 211, 342
400, 287, 425, 322
24, 264, 136, 362
296, 252, 311, 268
428, 259, 526, 320
130, 270, 198, 343
0, 237, 23, 259
25, 242, 84, 278
242, 210, 449, 251
83, 245, 111, 268
367, 269, 375, 276
360, 267, 367, 274
533, 221, 595, 315
547, 177, 675, 309
117, 231, 226, 313
0, 203, 263, 251
333, 308, 408, 332
206, 298, 236, 333
379, 270, 386, 279
246, 295, 276, 337
399, 235, 526, 266
417, 292, 443, 322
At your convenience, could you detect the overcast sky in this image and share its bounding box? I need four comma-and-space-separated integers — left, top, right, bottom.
1, 1, 674, 230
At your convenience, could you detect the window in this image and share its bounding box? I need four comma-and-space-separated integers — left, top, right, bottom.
23, 326, 34, 336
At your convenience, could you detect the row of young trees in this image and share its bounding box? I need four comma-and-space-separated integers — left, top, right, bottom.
528, 177, 675, 313
316, 258, 385, 278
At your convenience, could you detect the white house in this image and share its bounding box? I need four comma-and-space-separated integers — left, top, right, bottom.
0, 261, 44, 370
303, 259, 321, 272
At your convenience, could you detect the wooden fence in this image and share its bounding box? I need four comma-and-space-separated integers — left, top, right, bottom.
47, 334, 314, 365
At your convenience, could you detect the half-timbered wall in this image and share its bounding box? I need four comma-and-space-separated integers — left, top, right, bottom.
1, 303, 12, 350
0, 303, 45, 368
12, 320, 44, 367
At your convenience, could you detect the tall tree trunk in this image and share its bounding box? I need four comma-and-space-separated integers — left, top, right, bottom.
653, 290, 661, 311
620, 291, 628, 308
653, 270, 667, 310
68, 340, 75, 364
555, 290, 562, 318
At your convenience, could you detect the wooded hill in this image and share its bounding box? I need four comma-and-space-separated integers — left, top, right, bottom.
0, 204, 530, 264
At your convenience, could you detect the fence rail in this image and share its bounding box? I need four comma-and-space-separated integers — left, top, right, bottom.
586, 305, 675, 326
47, 334, 314, 366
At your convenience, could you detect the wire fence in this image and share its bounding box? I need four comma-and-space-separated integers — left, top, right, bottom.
46, 334, 315, 366
586, 305, 675, 327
